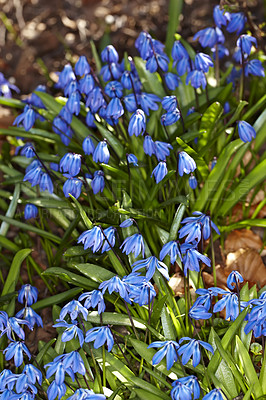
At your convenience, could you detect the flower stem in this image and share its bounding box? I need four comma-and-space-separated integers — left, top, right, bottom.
124, 301, 139, 339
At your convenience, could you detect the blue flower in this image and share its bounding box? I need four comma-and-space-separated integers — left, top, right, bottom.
61, 351, 86, 375
189, 305, 212, 320
127, 153, 138, 166
132, 256, 169, 280
101, 45, 119, 63
16, 307, 43, 329
176, 376, 200, 400
60, 153, 82, 177
151, 161, 168, 184
171, 41, 189, 61
83, 136, 95, 155
143, 135, 155, 156
0, 72, 19, 98
213, 6, 230, 28
186, 69, 207, 89
189, 174, 197, 189
213, 290, 243, 320
178, 337, 213, 367
77, 226, 105, 252
179, 221, 201, 243
148, 340, 179, 370
79, 74, 94, 95
93, 141, 110, 164
139, 93, 161, 116
226, 12, 246, 34
4, 342, 31, 367
56, 64, 75, 89
245, 59, 265, 77
165, 73, 180, 90
53, 321, 84, 347
47, 381, 66, 400
24, 204, 38, 220
120, 233, 145, 258
124, 94, 138, 112
120, 219, 134, 228
237, 121, 256, 142
227, 270, 244, 290
85, 326, 114, 351
178, 152, 196, 177
193, 288, 214, 311
130, 279, 156, 306
99, 276, 131, 303
105, 81, 123, 98
39, 173, 53, 193
68, 389, 106, 400
237, 34, 257, 55
195, 53, 213, 72
13, 105, 37, 131
202, 389, 225, 400
66, 91, 81, 115
211, 44, 229, 59
162, 96, 177, 112
59, 299, 88, 322
101, 226, 116, 252
18, 284, 38, 306
20, 143, 35, 158
64, 79, 78, 97
91, 170, 105, 194
193, 27, 224, 48
63, 175, 83, 199
79, 290, 106, 314
154, 141, 173, 161
86, 87, 105, 113
135, 32, 153, 60
106, 97, 124, 119
182, 211, 220, 240
22, 364, 42, 385
100, 63, 122, 81
176, 57, 191, 75
75, 56, 90, 76
171, 380, 193, 400
0, 313, 30, 341
159, 241, 182, 264
244, 295, 266, 337
181, 243, 211, 276
161, 109, 180, 126
128, 109, 146, 136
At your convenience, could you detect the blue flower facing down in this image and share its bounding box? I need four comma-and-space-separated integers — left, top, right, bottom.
178, 337, 214, 367
171, 380, 193, 400
18, 284, 38, 306
101, 45, 119, 63
79, 290, 106, 314
151, 161, 168, 184
39, 173, 53, 194
99, 275, 131, 303
181, 243, 211, 276
143, 135, 155, 156
53, 321, 84, 347
186, 70, 207, 89
127, 153, 138, 166
154, 141, 173, 161
130, 279, 156, 306
202, 389, 225, 400
171, 41, 189, 61
85, 326, 114, 351
91, 170, 105, 195
132, 256, 169, 280
213, 6, 231, 28
120, 218, 134, 228
120, 233, 145, 258
193, 27, 224, 48
59, 299, 88, 322
176, 376, 200, 400
162, 96, 177, 112
83, 136, 95, 155
68, 389, 106, 400
165, 73, 180, 90
77, 226, 104, 252
227, 270, 244, 290
189, 305, 212, 320
16, 307, 43, 329
226, 12, 246, 34
63, 175, 83, 199
128, 109, 146, 136
148, 340, 179, 370
213, 290, 244, 321
93, 141, 110, 164
4, 342, 31, 367
13, 105, 37, 131
189, 174, 197, 189
237, 121, 256, 143
245, 60, 265, 77
237, 34, 257, 55
159, 241, 182, 264
24, 204, 38, 220
75, 55, 90, 76
20, 143, 35, 158
178, 152, 196, 177
195, 53, 214, 73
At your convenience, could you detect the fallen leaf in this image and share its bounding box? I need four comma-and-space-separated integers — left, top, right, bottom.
225, 229, 263, 253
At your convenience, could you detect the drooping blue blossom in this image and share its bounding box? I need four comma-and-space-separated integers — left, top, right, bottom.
79, 290, 106, 314
178, 151, 196, 177
105, 81, 123, 98
164, 73, 180, 90
59, 299, 88, 322
0, 313, 30, 341
39, 173, 53, 193
213, 6, 231, 28
159, 241, 182, 264
123, 94, 138, 112
0, 72, 19, 98
245, 59, 265, 77
148, 340, 179, 370
86, 87, 105, 113
75, 56, 90, 76
60, 153, 82, 176
101, 226, 116, 252
193, 288, 214, 311
189, 174, 197, 189
181, 243, 211, 276
101, 45, 119, 64
227, 270, 244, 290
120, 233, 145, 258
237, 120, 256, 143
211, 44, 229, 59
138, 93, 161, 116
146, 53, 169, 73
178, 337, 214, 367
176, 57, 191, 76
202, 389, 225, 400
128, 109, 146, 136
4, 342, 31, 367
154, 141, 173, 161
83, 136, 95, 155
106, 97, 124, 119
3, 373, 38, 396
66, 91, 81, 116
162, 96, 177, 112
47, 381, 67, 400
100, 63, 122, 81
181, 211, 220, 240
213, 289, 244, 320
186, 69, 207, 89
13, 105, 37, 131
130, 279, 156, 306
77, 226, 105, 252
151, 161, 168, 183
79, 74, 95, 95
24, 204, 38, 220
85, 326, 114, 351
68, 388, 106, 400
189, 305, 212, 320
237, 34, 257, 55
56, 64, 75, 90
61, 351, 86, 375
193, 27, 224, 48
132, 256, 169, 280
93, 141, 110, 164
63, 175, 83, 199
135, 31, 153, 60
172, 41, 189, 61
143, 135, 155, 156
170, 380, 193, 400
53, 321, 84, 347
18, 284, 38, 306
127, 153, 138, 166
91, 170, 105, 194
16, 307, 43, 329
195, 53, 214, 72
120, 219, 134, 228
99, 275, 131, 303
20, 143, 35, 158
226, 12, 246, 34
172, 376, 200, 400
64, 79, 78, 97
244, 293, 266, 337
161, 109, 181, 126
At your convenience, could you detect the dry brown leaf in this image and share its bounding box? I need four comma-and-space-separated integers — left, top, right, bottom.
169, 272, 185, 296
202, 265, 228, 290
230, 202, 266, 222
225, 229, 263, 253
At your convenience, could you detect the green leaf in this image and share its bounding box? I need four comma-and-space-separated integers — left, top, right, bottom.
2, 249, 32, 297
0, 235, 19, 252
69, 194, 93, 229
130, 376, 170, 400
168, 203, 187, 241
42, 267, 98, 290
193, 139, 244, 212
36, 339, 56, 364
32, 288, 83, 311
87, 311, 146, 330
144, 171, 176, 209
161, 305, 176, 340
242, 386, 254, 400
95, 122, 124, 159
176, 137, 209, 180
235, 335, 263, 399
218, 158, 266, 217
259, 353, 266, 393
165, 0, 183, 55
0, 183, 20, 238
0, 215, 61, 243
254, 108, 266, 152
219, 219, 266, 232
134, 57, 165, 97
70, 262, 115, 282
133, 388, 170, 400
198, 102, 223, 149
